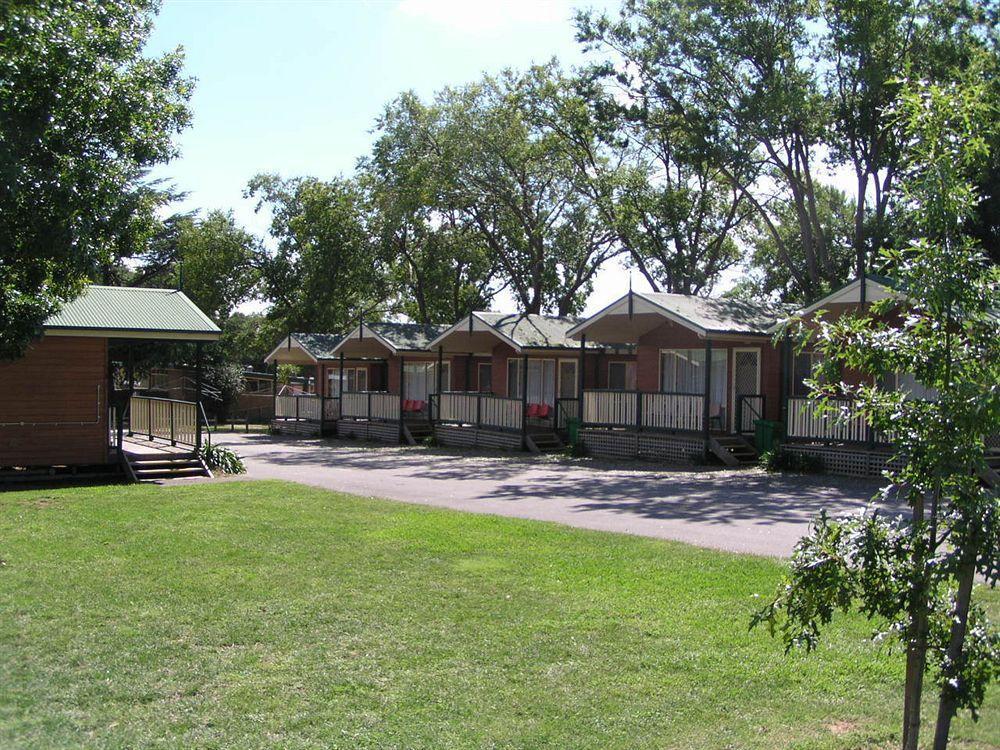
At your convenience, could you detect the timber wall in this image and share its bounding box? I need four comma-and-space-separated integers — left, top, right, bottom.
0, 336, 109, 467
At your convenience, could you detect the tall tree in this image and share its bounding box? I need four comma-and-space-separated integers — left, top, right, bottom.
130, 210, 259, 322
438, 64, 621, 316
753, 74, 999, 750
247, 174, 388, 334
362, 92, 499, 324
577, 0, 998, 302
0, 0, 192, 358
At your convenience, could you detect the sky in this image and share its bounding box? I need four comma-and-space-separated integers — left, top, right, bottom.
145, 0, 642, 316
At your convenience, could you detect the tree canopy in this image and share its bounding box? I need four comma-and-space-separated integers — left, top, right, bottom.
0, 0, 191, 359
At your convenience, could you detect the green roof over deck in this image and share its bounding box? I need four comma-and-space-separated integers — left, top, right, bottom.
43, 286, 221, 341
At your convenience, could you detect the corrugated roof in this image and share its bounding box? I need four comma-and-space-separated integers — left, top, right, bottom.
476, 313, 590, 349
44, 286, 220, 337
291, 333, 345, 360
639, 292, 793, 335
366, 322, 449, 351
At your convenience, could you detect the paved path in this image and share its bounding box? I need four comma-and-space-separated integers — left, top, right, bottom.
211, 433, 901, 558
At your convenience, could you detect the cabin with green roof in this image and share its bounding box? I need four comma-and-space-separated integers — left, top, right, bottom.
0, 286, 220, 480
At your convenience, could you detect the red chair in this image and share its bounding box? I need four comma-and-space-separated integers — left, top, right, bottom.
413, 400, 425, 412
526, 403, 540, 418
537, 403, 550, 419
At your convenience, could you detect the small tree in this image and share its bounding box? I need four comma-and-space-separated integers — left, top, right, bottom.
752, 73, 999, 750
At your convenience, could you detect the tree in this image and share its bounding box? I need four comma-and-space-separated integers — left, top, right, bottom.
362, 92, 499, 324
130, 210, 259, 322
438, 64, 621, 316
740, 185, 857, 303
577, 0, 998, 302
0, 0, 192, 359
247, 173, 388, 334
752, 74, 999, 750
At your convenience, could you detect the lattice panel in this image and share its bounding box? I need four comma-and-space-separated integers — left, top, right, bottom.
580, 429, 704, 465
783, 444, 903, 478
435, 425, 522, 452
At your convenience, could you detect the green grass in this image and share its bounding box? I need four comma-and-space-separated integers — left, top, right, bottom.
0, 480, 995, 749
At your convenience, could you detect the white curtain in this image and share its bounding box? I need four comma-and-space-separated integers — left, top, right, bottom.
661, 349, 727, 412
507, 359, 556, 405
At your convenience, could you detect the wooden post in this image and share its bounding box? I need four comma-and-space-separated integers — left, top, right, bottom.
702, 339, 712, 461
398, 355, 405, 443
338, 352, 345, 400
170, 400, 176, 446
520, 354, 529, 449
465, 353, 471, 392
779, 334, 790, 433
578, 335, 586, 424
126, 345, 134, 438
272, 360, 278, 423
636, 390, 643, 433
195, 341, 203, 450
437, 346, 444, 395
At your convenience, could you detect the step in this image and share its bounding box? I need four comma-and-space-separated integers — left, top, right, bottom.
134, 466, 206, 478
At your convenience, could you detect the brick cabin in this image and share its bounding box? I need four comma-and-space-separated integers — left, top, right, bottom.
0, 286, 220, 473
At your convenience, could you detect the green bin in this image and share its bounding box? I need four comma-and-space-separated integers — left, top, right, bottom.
754, 419, 782, 454
566, 417, 582, 445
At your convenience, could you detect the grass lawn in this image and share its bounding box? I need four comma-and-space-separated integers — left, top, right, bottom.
0, 480, 996, 749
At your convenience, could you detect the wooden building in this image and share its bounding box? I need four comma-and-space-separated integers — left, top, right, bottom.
0, 286, 220, 479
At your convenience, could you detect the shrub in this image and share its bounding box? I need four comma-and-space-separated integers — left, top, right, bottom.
198, 444, 247, 475
760, 448, 824, 474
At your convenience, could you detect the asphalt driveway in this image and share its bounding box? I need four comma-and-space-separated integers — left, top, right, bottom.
211, 433, 901, 557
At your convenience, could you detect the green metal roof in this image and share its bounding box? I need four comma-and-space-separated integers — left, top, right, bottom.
43, 286, 221, 338
365, 322, 449, 351
290, 332, 345, 360
476, 313, 592, 349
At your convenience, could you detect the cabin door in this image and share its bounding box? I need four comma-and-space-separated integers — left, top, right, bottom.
732, 348, 761, 434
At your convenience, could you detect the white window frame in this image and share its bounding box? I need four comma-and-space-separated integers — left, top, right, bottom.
508, 358, 557, 405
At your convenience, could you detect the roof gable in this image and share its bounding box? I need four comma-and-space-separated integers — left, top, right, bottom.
43, 286, 220, 340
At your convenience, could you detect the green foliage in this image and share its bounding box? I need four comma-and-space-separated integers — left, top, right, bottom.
247, 174, 388, 333
756, 72, 1000, 748
578, 0, 998, 302
131, 210, 259, 321
197, 443, 246, 475
362, 93, 498, 324
760, 449, 824, 474
0, 0, 192, 359
276, 364, 300, 386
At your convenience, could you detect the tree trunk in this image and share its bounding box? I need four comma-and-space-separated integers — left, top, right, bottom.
902, 493, 928, 750
932, 544, 979, 750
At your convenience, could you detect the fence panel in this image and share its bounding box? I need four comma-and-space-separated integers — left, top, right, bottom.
129, 395, 198, 446
556, 398, 579, 430
480, 395, 522, 431
642, 392, 703, 432
737, 394, 765, 434
439, 393, 479, 424
583, 391, 636, 426
787, 397, 868, 442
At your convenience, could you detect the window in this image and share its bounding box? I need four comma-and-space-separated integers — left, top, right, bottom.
793, 351, 825, 397
508, 359, 556, 405
558, 360, 578, 399
403, 362, 449, 401
478, 363, 493, 393
886, 372, 938, 401
328, 367, 368, 395
608, 361, 636, 390
660, 348, 728, 421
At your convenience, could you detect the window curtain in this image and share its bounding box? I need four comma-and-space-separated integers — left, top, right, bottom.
507, 359, 556, 404
660, 349, 728, 413
404, 363, 446, 401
